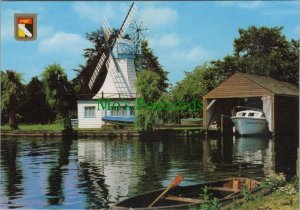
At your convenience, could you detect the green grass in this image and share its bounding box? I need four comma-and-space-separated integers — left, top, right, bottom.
0, 123, 64, 131
235, 191, 299, 210
163, 126, 204, 130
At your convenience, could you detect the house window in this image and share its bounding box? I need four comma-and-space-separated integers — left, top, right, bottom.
84, 107, 95, 118
111, 107, 127, 116
130, 106, 135, 115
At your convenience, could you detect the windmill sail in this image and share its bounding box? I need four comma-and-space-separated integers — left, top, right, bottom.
88, 53, 107, 90
88, 2, 137, 92
102, 18, 112, 42
119, 3, 137, 38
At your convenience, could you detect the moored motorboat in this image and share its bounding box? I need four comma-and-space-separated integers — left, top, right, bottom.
111, 177, 261, 210
231, 107, 268, 136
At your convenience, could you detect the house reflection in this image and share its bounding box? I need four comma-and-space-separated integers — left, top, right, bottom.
77, 139, 144, 208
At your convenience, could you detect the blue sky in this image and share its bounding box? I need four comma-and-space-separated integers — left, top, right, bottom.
1, 1, 299, 85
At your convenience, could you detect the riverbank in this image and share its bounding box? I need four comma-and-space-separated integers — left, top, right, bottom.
0, 123, 204, 138
236, 191, 298, 210
229, 171, 299, 210
0, 123, 64, 131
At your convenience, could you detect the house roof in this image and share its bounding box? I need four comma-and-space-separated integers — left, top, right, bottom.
241, 73, 299, 96
204, 72, 299, 98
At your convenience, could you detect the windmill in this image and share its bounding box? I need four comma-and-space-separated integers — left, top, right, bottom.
88, 2, 137, 97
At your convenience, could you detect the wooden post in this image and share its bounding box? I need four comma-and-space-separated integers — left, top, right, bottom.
297, 148, 299, 177
221, 114, 223, 134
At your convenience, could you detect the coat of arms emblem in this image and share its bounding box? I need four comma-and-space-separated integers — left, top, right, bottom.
14, 13, 37, 41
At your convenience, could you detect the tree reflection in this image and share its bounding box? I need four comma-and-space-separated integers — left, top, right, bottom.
0, 138, 23, 206
46, 138, 73, 205
133, 139, 171, 192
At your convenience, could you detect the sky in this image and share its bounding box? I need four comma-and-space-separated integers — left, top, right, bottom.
1, 1, 299, 85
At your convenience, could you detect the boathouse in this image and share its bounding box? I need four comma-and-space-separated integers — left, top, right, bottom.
203, 73, 299, 135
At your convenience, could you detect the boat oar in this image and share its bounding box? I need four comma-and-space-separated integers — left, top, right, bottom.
148, 174, 184, 207
224, 189, 241, 199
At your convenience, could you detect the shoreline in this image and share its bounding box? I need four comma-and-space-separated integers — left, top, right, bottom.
0, 127, 205, 138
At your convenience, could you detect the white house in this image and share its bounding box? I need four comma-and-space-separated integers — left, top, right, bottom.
77, 39, 137, 129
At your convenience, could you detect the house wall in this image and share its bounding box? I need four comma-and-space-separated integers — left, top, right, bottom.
262, 95, 274, 132
274, 96, 299, 136
77, 99, 136, 129
78, 100, 104, 129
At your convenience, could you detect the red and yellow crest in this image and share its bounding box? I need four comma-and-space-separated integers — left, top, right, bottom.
14, 14, 37, 41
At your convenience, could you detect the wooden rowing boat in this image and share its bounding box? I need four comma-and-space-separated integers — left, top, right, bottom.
111, 177, 261, 210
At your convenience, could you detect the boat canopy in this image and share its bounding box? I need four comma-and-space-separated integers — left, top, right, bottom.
235, 110, 264, 118
102, 116, 135, 124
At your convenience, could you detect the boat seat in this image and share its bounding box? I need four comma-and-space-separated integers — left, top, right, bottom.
164, 195, 202, 204
210, 187, 240, 192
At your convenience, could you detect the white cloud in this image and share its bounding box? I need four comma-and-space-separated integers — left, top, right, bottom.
150, 33, 181, 48
72, 2, 116, 24
37, 25, 54, 39
38, 32, 90, 55
172, 46, 211, 63
140, 6, 178, 30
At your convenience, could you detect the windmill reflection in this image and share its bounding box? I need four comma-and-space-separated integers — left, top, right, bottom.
77, 140, 109, 209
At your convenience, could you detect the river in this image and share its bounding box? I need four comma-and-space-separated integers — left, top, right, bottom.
0, 135, 298, 209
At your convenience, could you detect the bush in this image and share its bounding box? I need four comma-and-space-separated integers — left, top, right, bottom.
261, 170, 286, 191
278, 183, 297, 195
199, 186, 220, 210
241, 186, 255, 202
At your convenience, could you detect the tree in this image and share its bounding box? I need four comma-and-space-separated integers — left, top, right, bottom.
20, 77, 55, 124
135, 70, 162, 131
170, 64, 213, 121
233, 26, 299, 84
204, 26, 299, 89
1, 70, 24, 129
41, 64, 76, 129
141, 40, 169, 92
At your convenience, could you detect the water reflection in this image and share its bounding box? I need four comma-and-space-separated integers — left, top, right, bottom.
0, 138, 24, 208
274, 136, 298, 178
0, 135, 298, 209
233, 136, 273, 167
46, 138, 73, 206
77, 140, 109, 209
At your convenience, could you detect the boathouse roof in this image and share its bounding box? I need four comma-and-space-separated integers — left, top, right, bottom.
204, 73, 299, 98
